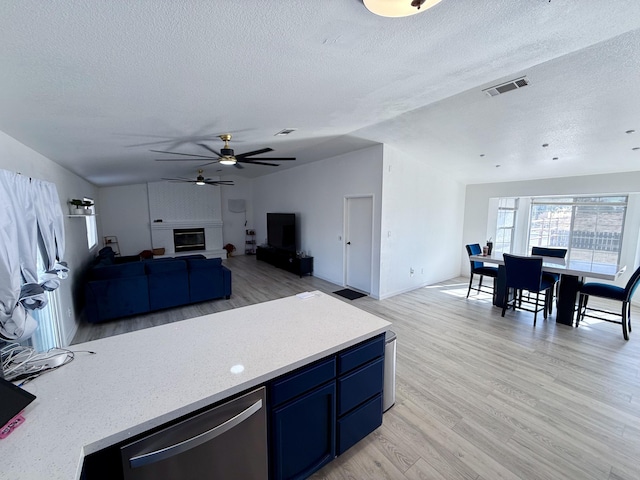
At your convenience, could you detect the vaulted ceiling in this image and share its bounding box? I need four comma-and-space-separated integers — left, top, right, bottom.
1, 1, 640, 187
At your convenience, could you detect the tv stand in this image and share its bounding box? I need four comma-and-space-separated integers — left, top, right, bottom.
256, 246, 313, 277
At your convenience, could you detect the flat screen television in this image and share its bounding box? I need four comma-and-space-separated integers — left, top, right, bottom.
267, 213, 297, 252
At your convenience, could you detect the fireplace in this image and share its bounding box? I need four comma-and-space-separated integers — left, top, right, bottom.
173, 228, 205, 252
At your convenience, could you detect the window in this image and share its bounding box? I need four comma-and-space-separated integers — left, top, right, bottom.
30, 245, 64, 351
494, 198, 518, 254
528, 196, 627, 267
84, 197, 97, 250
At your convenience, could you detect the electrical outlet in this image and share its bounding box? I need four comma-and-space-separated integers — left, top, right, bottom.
410, 268, 414, 276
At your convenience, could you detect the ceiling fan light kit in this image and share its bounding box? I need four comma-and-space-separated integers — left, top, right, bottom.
363, 0, 443, 18
162, 169, 234, 187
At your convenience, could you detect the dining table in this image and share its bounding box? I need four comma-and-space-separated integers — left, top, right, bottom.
469, 252, 626, 326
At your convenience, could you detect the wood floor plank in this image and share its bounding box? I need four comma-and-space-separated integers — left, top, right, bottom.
72, 256, 640, 479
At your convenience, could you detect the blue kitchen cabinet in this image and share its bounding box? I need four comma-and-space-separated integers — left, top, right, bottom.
270, 358, 336, 480
336, 335, 385, 455
269, 334, 385, 479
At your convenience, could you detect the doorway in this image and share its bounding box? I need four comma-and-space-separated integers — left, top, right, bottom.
344, 196, 373, 294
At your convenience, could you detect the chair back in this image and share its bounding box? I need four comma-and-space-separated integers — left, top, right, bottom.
466, 244, 483, 270
531, 246, 567, 258
503, 254, 543, 291
624, 264, 640, 301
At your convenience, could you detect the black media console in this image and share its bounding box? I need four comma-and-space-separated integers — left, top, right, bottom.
256, 246, 313, 277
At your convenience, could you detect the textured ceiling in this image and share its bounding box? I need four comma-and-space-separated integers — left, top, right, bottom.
1, 1, 640, 186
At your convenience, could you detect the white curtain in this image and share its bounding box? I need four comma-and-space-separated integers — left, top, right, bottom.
0, 169, 68, 342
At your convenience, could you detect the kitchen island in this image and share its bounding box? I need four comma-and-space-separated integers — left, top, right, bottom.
2, 291, 391, 480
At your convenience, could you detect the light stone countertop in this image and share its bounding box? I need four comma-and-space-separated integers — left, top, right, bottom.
1, 291, 391, 480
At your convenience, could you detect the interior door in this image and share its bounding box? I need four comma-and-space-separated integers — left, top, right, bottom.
345, 196, 373, 294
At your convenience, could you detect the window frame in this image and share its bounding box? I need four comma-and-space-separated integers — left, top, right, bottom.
527, 195, 627, 266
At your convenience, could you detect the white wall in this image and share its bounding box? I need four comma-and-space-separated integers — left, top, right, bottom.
463, 171, 640, 289
252, 145, 384, 296
0, 131, 99, 345
220, 175, 254, 255
99, 184, 152, 256
379, 145, 466, 298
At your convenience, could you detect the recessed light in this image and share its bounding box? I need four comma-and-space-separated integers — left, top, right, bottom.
480, 154, 485, 157
542, 143, 549, 148
495, 164, 501, 168
552, 157, 559, 161
625, 129, 636, 134
632, 147, 640, 151
275, 129, 296, 136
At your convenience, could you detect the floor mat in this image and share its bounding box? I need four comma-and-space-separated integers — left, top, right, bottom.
333, 288, 367, 300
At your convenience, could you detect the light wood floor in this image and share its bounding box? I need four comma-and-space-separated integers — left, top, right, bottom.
73, 255, 640, 480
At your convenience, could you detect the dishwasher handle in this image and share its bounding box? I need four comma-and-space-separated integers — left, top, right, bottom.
128, 399, 263, 469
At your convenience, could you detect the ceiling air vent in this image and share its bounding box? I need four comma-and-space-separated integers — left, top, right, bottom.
483, 77, 529, 97
275, 128, 296, 136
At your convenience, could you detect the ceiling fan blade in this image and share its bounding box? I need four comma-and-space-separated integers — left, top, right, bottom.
243, 157, 296, 161
233, 163, 244, 169
205, 181, 235, 186
237, 160, 280, 167
161, 178, 194, 183
235, 148, 273, 159
155, 158, 212, 162
151, 149, 217, 159
196, 143, 223, 157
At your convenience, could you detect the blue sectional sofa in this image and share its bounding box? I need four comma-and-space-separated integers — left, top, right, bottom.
84, 251, 232, 323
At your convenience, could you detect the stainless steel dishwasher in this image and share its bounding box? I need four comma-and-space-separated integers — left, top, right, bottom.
120, 387, 268, 480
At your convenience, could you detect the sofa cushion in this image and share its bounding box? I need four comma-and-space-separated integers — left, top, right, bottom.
186, 257, 227, 303
90, 262, 146, 280
145, 259, 190, 311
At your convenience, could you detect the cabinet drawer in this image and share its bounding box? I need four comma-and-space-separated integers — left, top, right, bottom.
337, 334, 384, 375
337, 393, 383, 456
271, 357, 336, 407
337, 357, 384, 416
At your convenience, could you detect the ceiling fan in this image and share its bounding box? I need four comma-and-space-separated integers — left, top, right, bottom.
152, 133, 296, 169
162, 169, 234, 186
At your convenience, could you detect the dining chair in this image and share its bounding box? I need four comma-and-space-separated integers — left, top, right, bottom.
501, 254, 554, 325
531, 246, 568, 314
465, 244, 498, 300
576, 264, 640, 340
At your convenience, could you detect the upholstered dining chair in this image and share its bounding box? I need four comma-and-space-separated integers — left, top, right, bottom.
501, 254, 554, 325
576, 264, 640, 340
531, 246, 568, 314
465, 244, 498, 300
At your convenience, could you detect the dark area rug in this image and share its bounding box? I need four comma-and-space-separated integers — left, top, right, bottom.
333, 288, 367, 300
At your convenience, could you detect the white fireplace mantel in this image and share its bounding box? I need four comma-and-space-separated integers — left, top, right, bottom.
147, 182, 225, 258
151, 220, 223, 230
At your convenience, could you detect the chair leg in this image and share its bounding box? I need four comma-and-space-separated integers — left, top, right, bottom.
580, 295, 589, 324
533, 291, 539, 326
576, 293, 583, 327
466, 273, 474, 298
627, 302, 631, 333
501, 287, 509, 317
622, 302, 629, 341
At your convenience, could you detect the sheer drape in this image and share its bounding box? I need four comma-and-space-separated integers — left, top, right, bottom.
0, 169, 68, 342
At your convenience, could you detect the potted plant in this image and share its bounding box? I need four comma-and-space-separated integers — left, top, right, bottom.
223, 243, 236, 258
69, 199, 94, 215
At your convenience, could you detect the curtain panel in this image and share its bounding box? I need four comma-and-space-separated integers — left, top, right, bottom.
0, 169, 68, 342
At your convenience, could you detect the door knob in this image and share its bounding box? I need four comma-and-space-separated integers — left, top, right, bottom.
346, 241, 351, 245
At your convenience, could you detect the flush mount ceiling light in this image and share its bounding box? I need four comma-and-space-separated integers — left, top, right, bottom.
363, 0, 443, 17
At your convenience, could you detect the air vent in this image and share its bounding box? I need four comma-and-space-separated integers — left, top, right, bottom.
275, 128, 296, 136
483, 77, 529, 97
